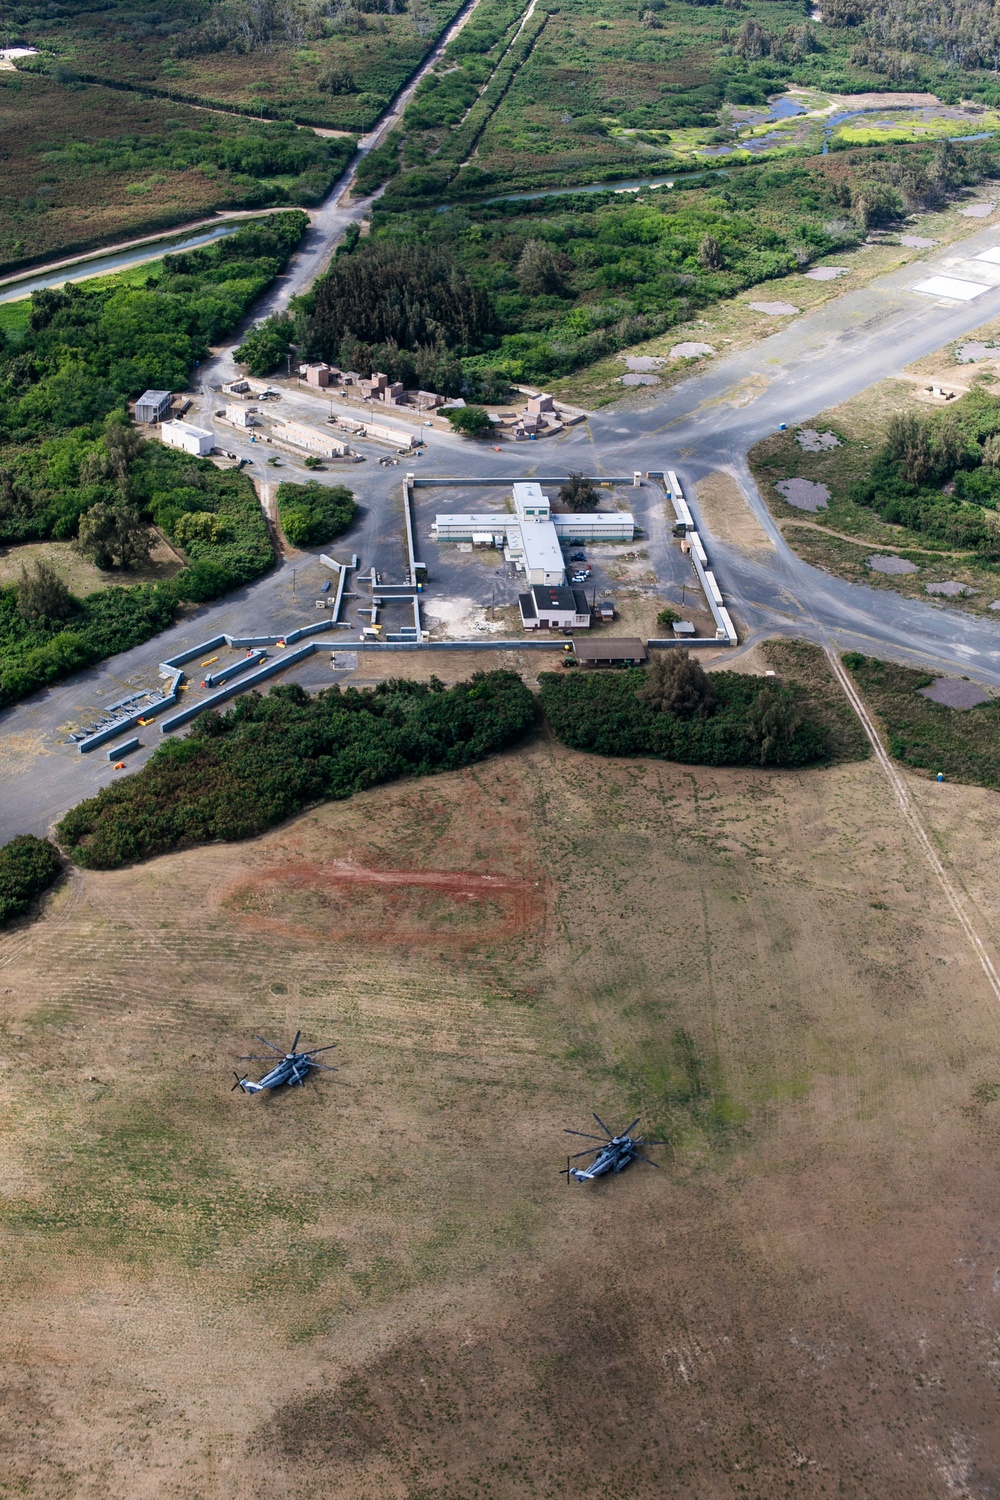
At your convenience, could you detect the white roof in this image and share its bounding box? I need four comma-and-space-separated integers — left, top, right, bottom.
519, 518, 565, 576
163, 419, 213, 439
513, 482, 545, 504
435, 514, 509, 531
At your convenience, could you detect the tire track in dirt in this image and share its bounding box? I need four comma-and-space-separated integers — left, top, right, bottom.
826, 645, 1000, 1004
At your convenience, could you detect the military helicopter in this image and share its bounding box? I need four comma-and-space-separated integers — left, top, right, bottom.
561, 1113, 667, 1182
232, 1031, 338, 1094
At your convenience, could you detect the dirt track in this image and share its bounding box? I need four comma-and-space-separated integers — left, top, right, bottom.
4, 743, 1000, 1497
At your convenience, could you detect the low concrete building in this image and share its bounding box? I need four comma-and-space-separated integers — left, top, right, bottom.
135, 389, 172, 424
519, 584, 591, 631
226, 404, 256, 428
160, 420, 214, 456
301, 363, 337, 388
273, 419, 348, 458
573, 638, 647, 667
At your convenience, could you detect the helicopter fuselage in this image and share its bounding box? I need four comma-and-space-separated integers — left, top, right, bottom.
570, 1135, 637, 1181
239, 1054, 313, 1093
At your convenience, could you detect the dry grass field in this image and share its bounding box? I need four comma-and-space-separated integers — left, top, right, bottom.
5, 736, 1000, 1497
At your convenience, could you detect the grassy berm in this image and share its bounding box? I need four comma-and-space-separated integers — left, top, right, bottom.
847, 652, 1000, 787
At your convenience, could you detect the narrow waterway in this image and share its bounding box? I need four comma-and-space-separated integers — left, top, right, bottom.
0, 221, 245, 305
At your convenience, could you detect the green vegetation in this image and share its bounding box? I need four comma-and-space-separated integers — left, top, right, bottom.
559, 474, 601, 511
10, 0, 468, 131
0, 216, 299, 705
0, 73, 354, 271
852, 392, 1000, 557
761, 639, 871, 762
323, 136, 995, 387
56, 671, 537, 868
1, 212, 307, 446
845, 653, 1000, 787
302, 236, 497, 392
446, 404, 493, 436
0, 835, 62, 928
275, 479, 357, 546
539, 659, 826, 767
0, 578, 176, 709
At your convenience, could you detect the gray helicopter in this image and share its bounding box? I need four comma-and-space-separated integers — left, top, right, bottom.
561, 1113, 667, 1182
232, 1031, 337, 1094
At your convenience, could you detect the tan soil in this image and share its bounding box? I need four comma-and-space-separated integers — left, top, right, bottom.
5, 745, 1000, 1496
696, 469, 774, 553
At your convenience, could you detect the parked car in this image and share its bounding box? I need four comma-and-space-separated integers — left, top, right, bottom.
569, 552, 586, 562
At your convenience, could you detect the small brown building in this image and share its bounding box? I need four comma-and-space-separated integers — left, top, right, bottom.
573, 637, 647, 667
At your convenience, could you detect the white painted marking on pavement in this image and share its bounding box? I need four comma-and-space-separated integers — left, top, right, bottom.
911, 275, 991, 300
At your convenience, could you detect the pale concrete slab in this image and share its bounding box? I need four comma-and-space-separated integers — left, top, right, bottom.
912, 275, 991, 301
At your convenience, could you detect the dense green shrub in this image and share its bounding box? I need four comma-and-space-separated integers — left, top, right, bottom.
0, 579, 177, 708
56, 671, 537, 868
0, 212, 307, 448
851, 389, 1000, 557
446, 405, 493, 437
539, 666, 826, 767
234, 313, 297, 378
275, 480, 357, 547
0, 835, 62, 927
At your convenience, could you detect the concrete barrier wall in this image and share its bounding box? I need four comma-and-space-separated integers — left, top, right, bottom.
411, 477, 636, 487
161, 635, 228, 671
159, 644, 316, 733
203, 650, 266, 688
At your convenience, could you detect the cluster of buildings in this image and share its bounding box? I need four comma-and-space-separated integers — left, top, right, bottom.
299, 366, 584, 440
300, 364, 445, 414
432, 481, 634, 633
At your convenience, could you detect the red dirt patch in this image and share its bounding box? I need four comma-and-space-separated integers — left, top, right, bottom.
219, 860, 547, 948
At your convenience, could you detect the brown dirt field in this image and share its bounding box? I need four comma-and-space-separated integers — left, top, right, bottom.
696, 469, 774, 554
5, 743, 1000, 1496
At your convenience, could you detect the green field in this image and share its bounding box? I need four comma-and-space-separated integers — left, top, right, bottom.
0, 71, 355, 272
11, 0, 466, 129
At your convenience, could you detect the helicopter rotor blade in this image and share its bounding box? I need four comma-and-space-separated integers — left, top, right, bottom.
592, 1113, 615, 1138
570, 1146, 602, 1160
290, 1030, 302, 1053
254, 1035, 284, 1053
622, 1115, 642, 1136
635, 1154, 661, 1167
637, 1139, 669, 1147
306, 1061, 339, 1072
236, 1055, 275, 1061
305, 1044, 338, 1055
564, 1130, 607, 1141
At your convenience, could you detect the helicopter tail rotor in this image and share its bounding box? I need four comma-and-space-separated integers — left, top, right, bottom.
232, 1072, 249, 1092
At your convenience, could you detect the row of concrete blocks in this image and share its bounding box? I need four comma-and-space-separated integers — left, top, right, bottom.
76, 618, 343, 754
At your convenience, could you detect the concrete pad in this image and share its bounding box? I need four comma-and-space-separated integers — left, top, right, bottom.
796, 429, 841, 452
776, 478, 829, 511
925, 580, 974, 596
668, 342, 715, 359
868, 554, 918, 574
960, 202, 997, 217
748, 301, 799, 316
804, 266, 848, 281
619, 372, 660, 386
900, 234, 938, 247
919, 677, 991, 708
955, 341, 999, 362
911, 275, 991, 301
974, 246, 1000, 263
623, 355, 665, 371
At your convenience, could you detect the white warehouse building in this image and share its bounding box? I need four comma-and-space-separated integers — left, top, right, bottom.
432, 481, 634, 587
160, 419, 214, 457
